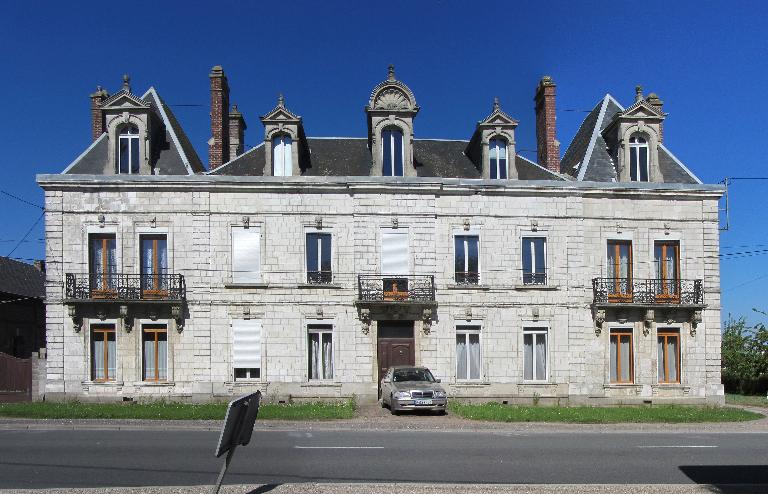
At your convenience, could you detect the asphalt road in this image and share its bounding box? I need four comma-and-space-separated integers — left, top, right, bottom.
1, 428, 767, 489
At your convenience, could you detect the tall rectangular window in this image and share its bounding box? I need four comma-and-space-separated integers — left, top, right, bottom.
142, 325, 168, 382
522, 237, 546, 285
118, 126, 140, 174
456, 325, 481, 380
454, 235, 479, 285
658, 330, 680, 383
140, 235, 168, 295
272, 135, 292, 176
308, 324, 333, 380
91, 324, 116, 382
610, 329, 634, 383
233, 319, 261, 380
382, 129, 404, 176
523, 327, 548, 381
489, 138, 507, 179
382, 231, 409, 299
607, 240, 632, 301
306, 232, 332, 284
232, 227, 261, 283
89, 234, 117, 295
654, 241, 680, 300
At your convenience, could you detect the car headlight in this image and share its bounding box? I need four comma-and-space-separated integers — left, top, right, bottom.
433, 390, 447, 398
393, 391, 411, 399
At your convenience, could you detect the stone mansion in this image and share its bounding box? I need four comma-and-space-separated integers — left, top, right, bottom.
37, 66, 724, 404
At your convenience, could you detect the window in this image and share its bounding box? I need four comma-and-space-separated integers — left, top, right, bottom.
232, 227, 261, 283
607, 240, 632, 301
140, 235, 168, 295
654, 241, 680, 300
306, 232, 332, 284
456, 325, 481, 380
489, 138, 507, 179
308, 324, 333, 380
91, 324, 116, 382
89, 234, 117, 295
118, 126, 140, 174
522, 237, 546, 285
272, 134, 292, 176
142, 325, 167, 382
382, 231, 409, 299
454, 235, 479, 285
629, 134, 649, 182
382, 128, 404, 176
658, 330, 680, 383
233, 319, 261, 380
610, 329, 634, 383
523, 327, 547, 381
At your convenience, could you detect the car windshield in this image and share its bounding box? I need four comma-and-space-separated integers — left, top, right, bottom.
393, 368, 435, 382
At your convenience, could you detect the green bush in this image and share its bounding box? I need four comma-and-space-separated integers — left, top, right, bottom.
722, 316, 768, 395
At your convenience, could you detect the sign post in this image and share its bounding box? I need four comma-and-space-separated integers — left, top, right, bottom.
211, 391, 261, 494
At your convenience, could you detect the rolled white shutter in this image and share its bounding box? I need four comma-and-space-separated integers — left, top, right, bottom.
232, 227, 260, 283
382, 232, 409, 275
233, 319, 261, 368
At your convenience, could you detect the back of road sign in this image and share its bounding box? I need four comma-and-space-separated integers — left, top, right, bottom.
214, 391, 261, 458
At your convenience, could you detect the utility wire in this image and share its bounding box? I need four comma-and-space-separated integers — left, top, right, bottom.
0, 190, 44, 210
7, 212, 44, 257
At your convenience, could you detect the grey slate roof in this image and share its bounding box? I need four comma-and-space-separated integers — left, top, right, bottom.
560, 94, 699, 184
212, 137, 564, 180
62, 88, 203, 175
0, 257, 44, 299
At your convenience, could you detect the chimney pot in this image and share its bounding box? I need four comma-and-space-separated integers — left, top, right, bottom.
534, 76, 560, 174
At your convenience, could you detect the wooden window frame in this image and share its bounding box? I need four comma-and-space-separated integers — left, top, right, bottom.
658, 330, 681, 384
607, 240, 633, 302
89, 234, 117, 299
654, 241, 681, 302
140, 235, 167, 298
91, 325, 116, 382
456, 325, 482, 381
142, 325, 167, 382
609, 329, 634, 384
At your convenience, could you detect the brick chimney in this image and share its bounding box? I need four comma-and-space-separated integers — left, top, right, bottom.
646, 92, 664, 143
209, 66, 230, 170
89, 86, 109, 141
228, 104, 246, 159
534, 76, 560, 174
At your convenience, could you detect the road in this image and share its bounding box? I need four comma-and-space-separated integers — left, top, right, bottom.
0, 428, 767, 489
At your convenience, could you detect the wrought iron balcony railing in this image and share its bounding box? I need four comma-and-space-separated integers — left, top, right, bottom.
307, 271, 333, 285
65, 273, 186, 302
592, 278, 703, 306
523, 271, 547, 285
455, 271, 480, 285
357, 274, 435, 303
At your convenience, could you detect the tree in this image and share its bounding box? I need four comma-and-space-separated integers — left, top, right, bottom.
721, 316, 768, 394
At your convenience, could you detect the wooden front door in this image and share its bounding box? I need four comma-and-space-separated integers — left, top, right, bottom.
377, 321, 415, 392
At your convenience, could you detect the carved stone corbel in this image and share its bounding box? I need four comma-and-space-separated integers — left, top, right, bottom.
360, 308, 371, 335
172, 305, 184, 333
690, 310, 702, 337
422, 308, 433, 335
68, 305, 82, 333
119, 305, 132, 333
594, 309, 606, 336
643, 309, 655, 336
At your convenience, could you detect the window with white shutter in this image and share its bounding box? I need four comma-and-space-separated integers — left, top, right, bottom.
232, 226, 261, 283
232, 319, 261, 380
381, 231, 409, 275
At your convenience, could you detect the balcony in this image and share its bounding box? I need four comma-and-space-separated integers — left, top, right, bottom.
592, 278, 704, 307
357, 274, 435, 303
65, 273, 186, 303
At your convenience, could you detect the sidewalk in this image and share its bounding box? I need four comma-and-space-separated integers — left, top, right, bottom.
1, 403, 767, 434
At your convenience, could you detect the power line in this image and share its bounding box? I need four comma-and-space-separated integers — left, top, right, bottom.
0, 190, 44, 210
7, 211, 44, 257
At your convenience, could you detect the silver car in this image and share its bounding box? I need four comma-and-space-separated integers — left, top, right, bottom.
380, 366, 447, 415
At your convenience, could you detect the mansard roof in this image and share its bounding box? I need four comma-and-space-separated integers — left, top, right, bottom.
63, 87, 204, 175
560, 94, 700, 184
210, 137, 563, 180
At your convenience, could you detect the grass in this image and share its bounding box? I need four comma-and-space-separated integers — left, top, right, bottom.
448, 402, 763, 423
725, 393, 768, 408
0, 399, 356, 421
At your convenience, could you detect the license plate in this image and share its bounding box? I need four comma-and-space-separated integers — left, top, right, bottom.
414, 399, 433, 405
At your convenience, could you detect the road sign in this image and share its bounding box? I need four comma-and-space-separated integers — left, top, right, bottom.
212, 391, 261, 493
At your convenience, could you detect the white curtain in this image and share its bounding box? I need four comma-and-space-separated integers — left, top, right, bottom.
620, 336, 631, 382
309, 333, 320, 379
535, 334, 547, 380
610, 336, 618, 382
523, 334, 533, 380
92, 335, 104, 380
469, 334, 480, 380
667, 337, 678, 382
657, 337, 664, 381
456, 335, 467, 380
144, 335, 156, 380
158, 334, 167, 380
107, 334, 116, 379
322, 333, 333, 379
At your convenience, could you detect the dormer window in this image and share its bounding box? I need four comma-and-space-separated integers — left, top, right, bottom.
272, 134, 293, 177
489, 138, 508, 179
118, 126, 140, 174
382, 128, 404, 176
629, 134, 649, 182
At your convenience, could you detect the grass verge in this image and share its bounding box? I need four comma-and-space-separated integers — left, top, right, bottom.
0, 399, 356, 421
725, 393, 768, 408
449, 402, 763, 423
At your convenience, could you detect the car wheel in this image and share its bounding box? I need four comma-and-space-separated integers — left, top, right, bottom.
390, 395, 399, 415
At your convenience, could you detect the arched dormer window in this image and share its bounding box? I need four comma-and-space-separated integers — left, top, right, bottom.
272, 134, 293, 176
118, 126, 140, 174
629, 134, 649, 182
382, 127, 404, 176
489, 137, 508, 179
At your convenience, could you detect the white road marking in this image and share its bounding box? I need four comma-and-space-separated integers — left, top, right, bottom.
637, 445, 718, 449
295, 446, 385, 449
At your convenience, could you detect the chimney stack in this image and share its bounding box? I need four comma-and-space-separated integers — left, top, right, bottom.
534, 76, 560, 174
228, 104, 246, 159
89, 86, 109, 141
209, 66, 230, 170
646, 92, 664, 143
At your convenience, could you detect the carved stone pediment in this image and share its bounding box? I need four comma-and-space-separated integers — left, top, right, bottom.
373, 88, 411, 111
101, 90, 150, 111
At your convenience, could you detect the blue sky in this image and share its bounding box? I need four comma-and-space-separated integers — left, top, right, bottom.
1, 1, 766, 326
